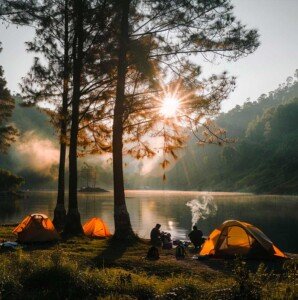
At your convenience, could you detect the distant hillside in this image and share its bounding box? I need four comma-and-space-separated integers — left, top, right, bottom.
0, 98, 58, 189
217, 73, 298, 137
134, 71, 298, 194
1, 72, 298, 194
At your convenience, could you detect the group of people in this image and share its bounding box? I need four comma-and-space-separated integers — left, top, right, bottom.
150, 223, 205, 250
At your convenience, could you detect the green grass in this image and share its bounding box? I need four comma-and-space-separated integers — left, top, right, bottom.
0, 226, 296, 299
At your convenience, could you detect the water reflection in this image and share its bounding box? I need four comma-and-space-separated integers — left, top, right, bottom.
0, 191, 297, 252
0, 199, 20, 221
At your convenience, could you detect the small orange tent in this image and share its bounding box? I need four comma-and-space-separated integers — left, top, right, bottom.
13, 214, 60, 243
83, 217, 111, 238
200, 220, 287, 259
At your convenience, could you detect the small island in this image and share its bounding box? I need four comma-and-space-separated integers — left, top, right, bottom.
78, 163, 109, 193
78, 186, 108, 193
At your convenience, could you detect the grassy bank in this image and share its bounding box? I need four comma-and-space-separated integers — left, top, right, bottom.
0, 226, 296, 299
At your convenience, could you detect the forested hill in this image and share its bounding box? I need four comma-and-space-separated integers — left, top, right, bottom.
217, 73, 298, 138
137, 72, 298, 194
0, 97, 58, 189
1, 73, 298, 194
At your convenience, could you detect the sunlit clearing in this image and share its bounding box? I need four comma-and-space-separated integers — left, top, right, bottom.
160, 96, 180, 118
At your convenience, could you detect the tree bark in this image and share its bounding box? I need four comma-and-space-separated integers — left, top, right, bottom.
53, 137, 67, 231
112, 0, 134, 240
53, 0, 69, 231
64, 0, 84, 236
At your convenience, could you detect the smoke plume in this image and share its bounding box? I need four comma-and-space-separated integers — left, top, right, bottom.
186, 194, 217, 227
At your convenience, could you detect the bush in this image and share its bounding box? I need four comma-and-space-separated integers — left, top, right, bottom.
0, 169, 24, 191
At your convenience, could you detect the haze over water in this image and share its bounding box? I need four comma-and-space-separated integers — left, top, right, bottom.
1, 190, 297, 253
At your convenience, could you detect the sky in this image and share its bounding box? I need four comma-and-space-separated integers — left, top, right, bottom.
0, 0, 298, 112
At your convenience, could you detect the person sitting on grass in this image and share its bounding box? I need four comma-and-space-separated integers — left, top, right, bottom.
150, 223, 162, 246
188, 226, 205, 251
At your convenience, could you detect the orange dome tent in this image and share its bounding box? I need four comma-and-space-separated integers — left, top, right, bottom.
13, 214, 60, 243
83, 217, 111, 238
200, 220, 287, 259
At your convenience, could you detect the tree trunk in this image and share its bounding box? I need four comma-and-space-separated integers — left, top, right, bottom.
53, 0, 69, 231
64, 0, 84, 236
53, 139, 67, 231
112, 0, 134, 240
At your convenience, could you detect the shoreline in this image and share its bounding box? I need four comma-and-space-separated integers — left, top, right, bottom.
13, 189, 298, 197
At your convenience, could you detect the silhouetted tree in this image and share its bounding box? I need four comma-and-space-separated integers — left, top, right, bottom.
64, 0, 117, 235
54, 0, 70, 230
5, 0, 71, 230
111, 0, 259, 239
6, 0, 116, 233
64, 0, 85, 235
0, 44, 18, 153
112, 0, 134, 239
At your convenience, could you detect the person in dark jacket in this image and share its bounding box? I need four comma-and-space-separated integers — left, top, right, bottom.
150, 224, 162, 246
188, 226, 204, 250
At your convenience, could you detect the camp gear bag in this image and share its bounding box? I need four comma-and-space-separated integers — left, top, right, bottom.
175, 245, 186, 259
146, 246, 159, 260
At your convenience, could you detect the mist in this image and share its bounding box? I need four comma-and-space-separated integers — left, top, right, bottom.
15, 131, 59, 178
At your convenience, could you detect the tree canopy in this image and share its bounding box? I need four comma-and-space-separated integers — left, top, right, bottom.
1, 0, 261, 237
0, 44, 18, 153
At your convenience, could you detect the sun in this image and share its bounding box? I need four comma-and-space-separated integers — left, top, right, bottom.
160, 96, 180, 118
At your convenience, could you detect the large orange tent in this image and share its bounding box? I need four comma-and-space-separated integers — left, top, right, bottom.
200, 220, 286, 259
13, 214, 60, 243
83, 217, 111, 238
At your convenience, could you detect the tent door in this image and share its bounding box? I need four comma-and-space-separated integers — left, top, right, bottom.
216, 226, 254, 255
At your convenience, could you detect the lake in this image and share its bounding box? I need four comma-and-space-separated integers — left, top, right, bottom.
0, 190, 297, 253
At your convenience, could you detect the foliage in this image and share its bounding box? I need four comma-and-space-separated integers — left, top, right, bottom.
230, 258, 264, 299
0, 169, 24, 191
114, 0, 260, 172
14, 0, 115, 154
111, 0, 259, 238
0, 44, 18, 153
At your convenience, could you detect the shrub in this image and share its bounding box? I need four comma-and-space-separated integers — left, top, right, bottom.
0, 169, 24, 191
230, 258, 263, 299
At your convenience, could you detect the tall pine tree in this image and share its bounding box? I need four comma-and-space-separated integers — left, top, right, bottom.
8, 0, 116, 233
111, 0, 259, 239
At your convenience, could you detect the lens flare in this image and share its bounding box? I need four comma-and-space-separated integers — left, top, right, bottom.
160, 96, 180, 118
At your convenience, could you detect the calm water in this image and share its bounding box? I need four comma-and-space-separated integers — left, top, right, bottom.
0, 190, 297, 252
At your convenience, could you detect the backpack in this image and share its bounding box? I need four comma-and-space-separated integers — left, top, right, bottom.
146, 246, 159, 260
175, 245, 186, 259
